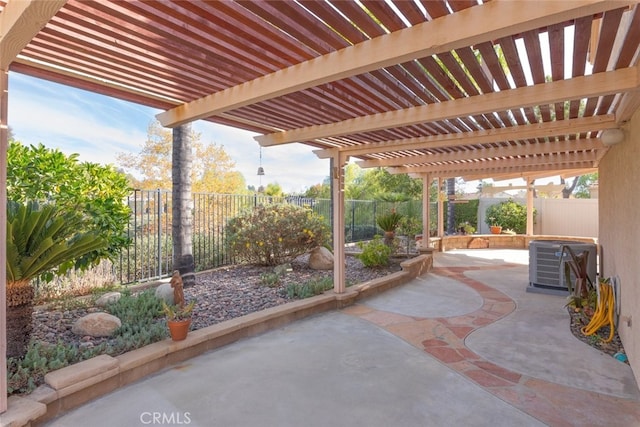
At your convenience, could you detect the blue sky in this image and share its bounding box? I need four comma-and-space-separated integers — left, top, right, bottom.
7, 72, 330, 193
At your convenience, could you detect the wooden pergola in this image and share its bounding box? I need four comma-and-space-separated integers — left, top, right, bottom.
1, 0, 640, 412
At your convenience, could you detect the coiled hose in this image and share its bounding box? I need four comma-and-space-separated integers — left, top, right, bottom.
581, 280, 615, 343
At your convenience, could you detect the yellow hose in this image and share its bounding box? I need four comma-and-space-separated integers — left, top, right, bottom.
581, 281, 615, 343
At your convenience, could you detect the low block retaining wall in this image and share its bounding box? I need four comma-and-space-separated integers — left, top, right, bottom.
1, 254, 433, 427
430, 234, 597, 252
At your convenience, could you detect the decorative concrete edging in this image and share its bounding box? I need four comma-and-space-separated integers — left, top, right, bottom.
0, 254, 432, 427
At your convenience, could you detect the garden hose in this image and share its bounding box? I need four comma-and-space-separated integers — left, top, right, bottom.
581, 280, 615, 343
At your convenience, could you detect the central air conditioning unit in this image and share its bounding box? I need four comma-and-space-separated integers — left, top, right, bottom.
528, 240, 598, 296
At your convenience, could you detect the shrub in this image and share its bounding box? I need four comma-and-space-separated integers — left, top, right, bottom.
286, 276, 334, 299
485, 199, 534, 234
376, 212, 403, 232
357, 235, 393, 267
226, 204, 329, 266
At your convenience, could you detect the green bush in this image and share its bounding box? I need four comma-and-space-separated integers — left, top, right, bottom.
357, 235, 393, 267
376, 212, 403, 232
226, 204, 329, 266
485, 199, 534, 234
286, 276, 334, 299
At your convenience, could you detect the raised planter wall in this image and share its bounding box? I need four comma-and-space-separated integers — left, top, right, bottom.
2, 254, 433, 427
430, 235, 597, 252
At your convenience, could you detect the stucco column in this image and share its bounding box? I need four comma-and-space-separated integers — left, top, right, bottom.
1, 69, 8, 413
526, 178, 534, 235
331, 153, 347, 293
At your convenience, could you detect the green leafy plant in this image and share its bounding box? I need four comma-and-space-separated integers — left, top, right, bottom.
458, 221, 476, 234
485, 199, 534, 234
8, 290, 168, 395
7, 341, 91, 395
226, 204, 329, 266
376, 212, 403, 232
260, 272, 281, 287
7, 141, 131, 267
286, 276, 334, 299
162, 300, 196, 321
398, 216, 422, 238
6, 200, 108, 358
357, 235, 393, 267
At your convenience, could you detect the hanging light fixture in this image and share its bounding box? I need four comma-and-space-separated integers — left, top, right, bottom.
257, 147, 265, 176
257, 147, 265, 192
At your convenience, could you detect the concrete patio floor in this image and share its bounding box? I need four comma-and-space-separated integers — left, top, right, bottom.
43, 249, 640, 427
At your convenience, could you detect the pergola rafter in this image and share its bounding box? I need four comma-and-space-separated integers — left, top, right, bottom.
1, 0, 640, 413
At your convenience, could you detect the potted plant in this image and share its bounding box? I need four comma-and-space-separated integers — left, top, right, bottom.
486, 216, 502, 234
163, 300, 196, 341
376, 211, 403, 246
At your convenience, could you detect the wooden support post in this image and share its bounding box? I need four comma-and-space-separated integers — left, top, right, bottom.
437, 177, 444, 237
526, 177, 535, 236
422, 174, 431, 246
331, 153, 347, 293
1, 69, 8, 413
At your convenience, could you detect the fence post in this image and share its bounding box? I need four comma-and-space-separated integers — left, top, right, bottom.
156, 189, 162, 278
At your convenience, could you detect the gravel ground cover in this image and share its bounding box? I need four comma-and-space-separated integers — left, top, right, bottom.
32, 254, 404, 350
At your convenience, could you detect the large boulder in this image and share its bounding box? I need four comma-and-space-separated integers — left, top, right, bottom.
308, 246, 334, 270
72, 312, 121, 337
95, 291, 122, 307
155, 283, 175, 305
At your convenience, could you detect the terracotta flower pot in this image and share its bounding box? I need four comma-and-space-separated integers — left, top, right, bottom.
167, 318, 191, 341
490, 226, 502, 234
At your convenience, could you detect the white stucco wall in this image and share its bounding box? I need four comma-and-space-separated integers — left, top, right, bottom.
599, 107, 640, 382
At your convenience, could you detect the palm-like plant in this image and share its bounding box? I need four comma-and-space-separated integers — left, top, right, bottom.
6, 201, 107, 358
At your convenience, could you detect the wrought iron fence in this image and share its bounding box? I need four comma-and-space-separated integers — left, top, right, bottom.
115, 190, 431, 284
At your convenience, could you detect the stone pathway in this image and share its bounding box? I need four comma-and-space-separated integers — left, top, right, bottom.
343, 263, 640, 427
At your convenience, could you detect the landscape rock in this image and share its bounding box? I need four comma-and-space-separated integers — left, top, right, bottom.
95, 292, 121, 307
155, 283, 175, 305
308, 246, 334, 270
71, 313, 121, 337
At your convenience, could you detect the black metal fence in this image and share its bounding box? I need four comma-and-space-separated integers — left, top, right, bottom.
115, 189, 434, 284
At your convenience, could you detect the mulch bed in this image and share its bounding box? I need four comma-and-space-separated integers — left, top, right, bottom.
567, 307, 628, 363
31, 254, 404, 350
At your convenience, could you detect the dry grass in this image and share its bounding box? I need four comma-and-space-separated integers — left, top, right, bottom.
33, 261, 119, 304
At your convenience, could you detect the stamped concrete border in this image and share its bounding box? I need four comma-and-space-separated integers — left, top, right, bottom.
1, 254, 432, 427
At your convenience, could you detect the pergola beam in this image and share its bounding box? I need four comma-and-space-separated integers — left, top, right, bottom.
389, 152, 599, 175
356, 138, 604, 168
315, 115, 616, 159
460, 168, 597, 182
444, 162, 597, 179
259, 67, 638, 147
0, 0, 67, 70
156, 0, 621, 128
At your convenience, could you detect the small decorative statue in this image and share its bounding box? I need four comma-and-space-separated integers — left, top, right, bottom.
170, 270, 185, 307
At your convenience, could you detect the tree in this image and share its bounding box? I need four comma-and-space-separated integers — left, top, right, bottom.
117, 120, 246, 194
117, 120, 173, 189
302, 182, 330, 199
569, 173, 598, 199
264, 182, 284, 197
172, 124, 195, 286
6, 201, 107, 358
7, 141, 131, 266
193, 142, 246, 194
